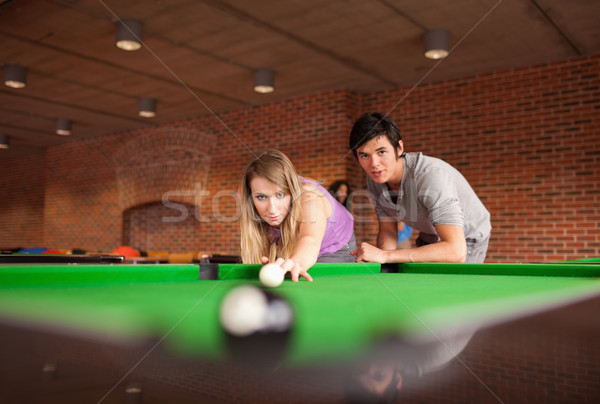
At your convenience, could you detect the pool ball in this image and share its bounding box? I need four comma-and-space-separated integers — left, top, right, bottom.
259, 263, 285, 288
219, 285, 293, 367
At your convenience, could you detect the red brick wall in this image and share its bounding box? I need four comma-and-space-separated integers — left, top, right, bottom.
0, 56, 598, 261
123, 202, 203, 253
0, 152, 46, 250
42, 135, 124, 252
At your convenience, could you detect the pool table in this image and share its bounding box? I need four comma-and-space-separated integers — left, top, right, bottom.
0, 253, 124, 264
1, 261, 599, 402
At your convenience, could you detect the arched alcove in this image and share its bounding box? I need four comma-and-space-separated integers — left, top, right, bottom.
113, 127, 211, 210
122, 201, 201, 253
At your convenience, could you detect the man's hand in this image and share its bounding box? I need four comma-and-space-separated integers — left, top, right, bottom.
351, 242, 389, 263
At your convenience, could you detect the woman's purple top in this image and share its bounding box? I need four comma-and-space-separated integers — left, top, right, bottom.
301, 178, 354, 256
269, 178, 354, 256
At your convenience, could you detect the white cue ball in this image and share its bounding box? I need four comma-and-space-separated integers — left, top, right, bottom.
259, 263, 285, 288
220, 285, 268, 337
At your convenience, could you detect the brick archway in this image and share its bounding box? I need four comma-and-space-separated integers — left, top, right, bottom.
113, 127, 212, 211
122, 201, 201, 253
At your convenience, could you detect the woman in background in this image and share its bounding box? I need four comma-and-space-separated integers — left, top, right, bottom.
328, 179, 352, 210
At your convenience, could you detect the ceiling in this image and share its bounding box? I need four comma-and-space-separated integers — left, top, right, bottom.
1, 0, 599, 160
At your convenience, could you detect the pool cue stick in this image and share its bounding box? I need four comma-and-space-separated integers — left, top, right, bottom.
269, 243, 277, 263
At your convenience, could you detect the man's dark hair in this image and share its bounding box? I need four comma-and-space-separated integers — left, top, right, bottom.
349, 113, 402, 158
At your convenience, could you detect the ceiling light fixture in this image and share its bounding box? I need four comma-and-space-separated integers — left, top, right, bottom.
424, 29, 449, 60
56, 118, 72, 136
253, 69, 275, 93
0, 134, 9, 149
116, 19, 143, 51
138, 97, 156, 117
3, 64, 27, 88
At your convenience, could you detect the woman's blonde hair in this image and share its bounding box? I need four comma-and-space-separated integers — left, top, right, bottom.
240, 150, 303, 263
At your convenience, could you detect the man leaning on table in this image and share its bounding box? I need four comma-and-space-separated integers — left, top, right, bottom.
349, 112, 491, 264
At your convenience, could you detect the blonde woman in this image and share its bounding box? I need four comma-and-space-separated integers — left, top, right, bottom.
240, 150, 356, 282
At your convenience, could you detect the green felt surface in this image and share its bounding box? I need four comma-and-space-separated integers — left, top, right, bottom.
1, 262, 600, 366
557, 257, 600, 263
396, 262, 600, 277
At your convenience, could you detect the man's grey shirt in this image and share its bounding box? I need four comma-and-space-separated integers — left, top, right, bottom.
367, 152, 491, 244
